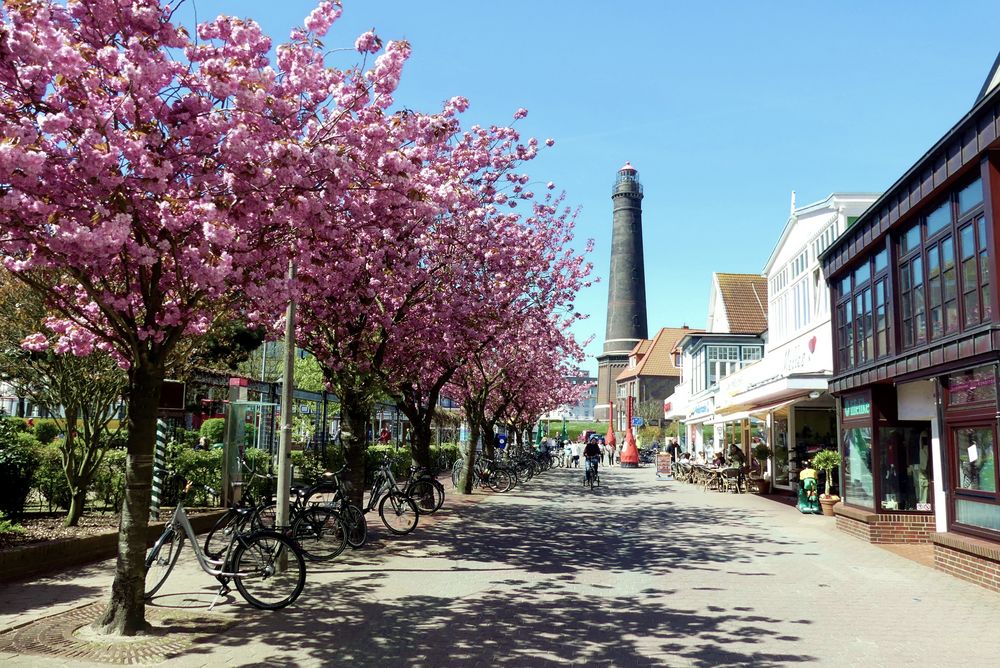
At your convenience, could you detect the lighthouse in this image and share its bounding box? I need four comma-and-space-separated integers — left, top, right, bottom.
595, 162, 648, 422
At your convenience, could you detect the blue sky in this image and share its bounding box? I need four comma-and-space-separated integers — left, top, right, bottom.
183, 1, 1000, 375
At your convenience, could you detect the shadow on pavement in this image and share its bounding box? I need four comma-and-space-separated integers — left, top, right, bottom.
164, 467, 818, 666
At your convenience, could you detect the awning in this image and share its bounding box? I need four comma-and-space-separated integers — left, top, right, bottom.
748, 394, 810, 417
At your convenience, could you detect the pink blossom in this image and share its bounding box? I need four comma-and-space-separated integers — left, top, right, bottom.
513, 108, 528, 120
304, 1, 342, 37
21, 333, 50, 352
545, 138, 554, 147
354, 29, 382, 54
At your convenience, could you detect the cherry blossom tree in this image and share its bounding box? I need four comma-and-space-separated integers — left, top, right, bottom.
0, 0, 348, 635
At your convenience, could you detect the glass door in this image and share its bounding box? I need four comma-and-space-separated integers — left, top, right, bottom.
772, 413, 790, 488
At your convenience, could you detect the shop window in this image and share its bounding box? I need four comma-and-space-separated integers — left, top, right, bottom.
843, 427, 874, 509
877, 426, 933, 511
944, 365, 996, 408
954, 427, 996, 493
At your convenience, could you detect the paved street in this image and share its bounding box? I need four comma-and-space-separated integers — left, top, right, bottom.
3, 465, 1000, 666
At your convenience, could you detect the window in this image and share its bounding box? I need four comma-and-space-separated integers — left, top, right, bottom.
896, 174, 987, 349
878, 427, 933, 511
955, 427, 996, 493
792, 279, 810, 331
843, 427, 874, 509
960, 216, 991, 327
742, 346, 763, 362
945, 366, 1000, 537
812, 223, 838, 259
835, 249, 890, 371
790, 250, 809, 279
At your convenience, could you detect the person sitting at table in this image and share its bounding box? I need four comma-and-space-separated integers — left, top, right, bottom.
712, 451, 725, 468
694, 451, 706, 465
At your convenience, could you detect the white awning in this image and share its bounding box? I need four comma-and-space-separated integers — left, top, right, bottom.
749, 395, 808, 417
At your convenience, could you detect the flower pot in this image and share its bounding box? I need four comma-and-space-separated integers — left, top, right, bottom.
753, 477, 771, 495
819, 495, 839, 516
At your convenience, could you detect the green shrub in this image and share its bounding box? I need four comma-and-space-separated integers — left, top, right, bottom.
92, 449, 127, 512
0, 510, 26, 538
199, 418, 226, 445
33, 442, 71, 510
431, 443, 461, 472
241, 448, 274, 500
0, 421, 39, 518
174, 448, 223, 506
32, 420, 60, 445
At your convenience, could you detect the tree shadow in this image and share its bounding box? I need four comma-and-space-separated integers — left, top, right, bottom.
163, 467, 818, 665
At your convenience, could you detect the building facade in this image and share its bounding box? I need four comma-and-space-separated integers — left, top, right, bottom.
542, 370, 597, 422
715, 193, 878, 490
596, 163, 648, 421
612, 327, 695, 434
820, 57, 1000, 590
664, 273, 768, 456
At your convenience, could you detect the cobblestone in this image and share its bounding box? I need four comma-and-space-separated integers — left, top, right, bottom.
1, 466, 999, 666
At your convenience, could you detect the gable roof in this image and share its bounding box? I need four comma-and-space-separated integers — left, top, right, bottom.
716, 273, 768, 335
615, 326, 701, 382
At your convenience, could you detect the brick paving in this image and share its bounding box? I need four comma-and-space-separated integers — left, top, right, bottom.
2, 465, 999, 666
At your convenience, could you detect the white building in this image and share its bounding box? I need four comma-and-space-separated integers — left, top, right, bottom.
713, 193, 879, 489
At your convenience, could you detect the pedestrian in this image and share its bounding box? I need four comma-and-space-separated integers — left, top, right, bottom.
563, 440, 573, 466
667, 438, 682, 462
571, 441, 582, 467
379, 426, 391, 444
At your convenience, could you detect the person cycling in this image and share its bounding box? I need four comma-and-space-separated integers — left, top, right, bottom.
583, 438, 602, 484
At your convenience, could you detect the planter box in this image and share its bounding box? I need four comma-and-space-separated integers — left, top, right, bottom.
0, 509, 226, 583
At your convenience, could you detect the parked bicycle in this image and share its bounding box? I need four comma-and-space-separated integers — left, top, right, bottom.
145, 477, 306, 610
365, 456, 419, 534
203, 462, 347, 563
301, 467, 368, 548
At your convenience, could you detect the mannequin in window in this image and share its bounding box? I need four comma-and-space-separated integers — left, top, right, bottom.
914, 431, 931, 506
883, 433, 901, 510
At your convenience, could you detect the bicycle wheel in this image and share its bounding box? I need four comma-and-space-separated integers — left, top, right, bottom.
429, 479, 446, 511
378, 492, 418, 535
292, 507, 347, 561
254, 503, 277, 530
231, 530, 306, 610
406, 479, 440, 514
451, 459, 463, 489
344, 503, 368, 548
488, 469, 512, 493
204, 508, 240, 561
145, 528, 182, 598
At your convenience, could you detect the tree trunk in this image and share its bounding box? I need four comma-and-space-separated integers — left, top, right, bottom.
481, 419, 495, 460
92, 357, 164, 636
340, 389, 370, 508
65, 485, 88, 527
459, 418, 480, 495
409, 417, 432, 471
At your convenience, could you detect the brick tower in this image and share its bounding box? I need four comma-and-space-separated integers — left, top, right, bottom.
595, 162, 648, 422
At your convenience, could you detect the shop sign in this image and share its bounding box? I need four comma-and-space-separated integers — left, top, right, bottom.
842, 395, 870, 419
656, 453, 673, 480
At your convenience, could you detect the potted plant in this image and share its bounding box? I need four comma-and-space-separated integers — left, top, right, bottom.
751, 440, 771, 494
811, 449, 842, 516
